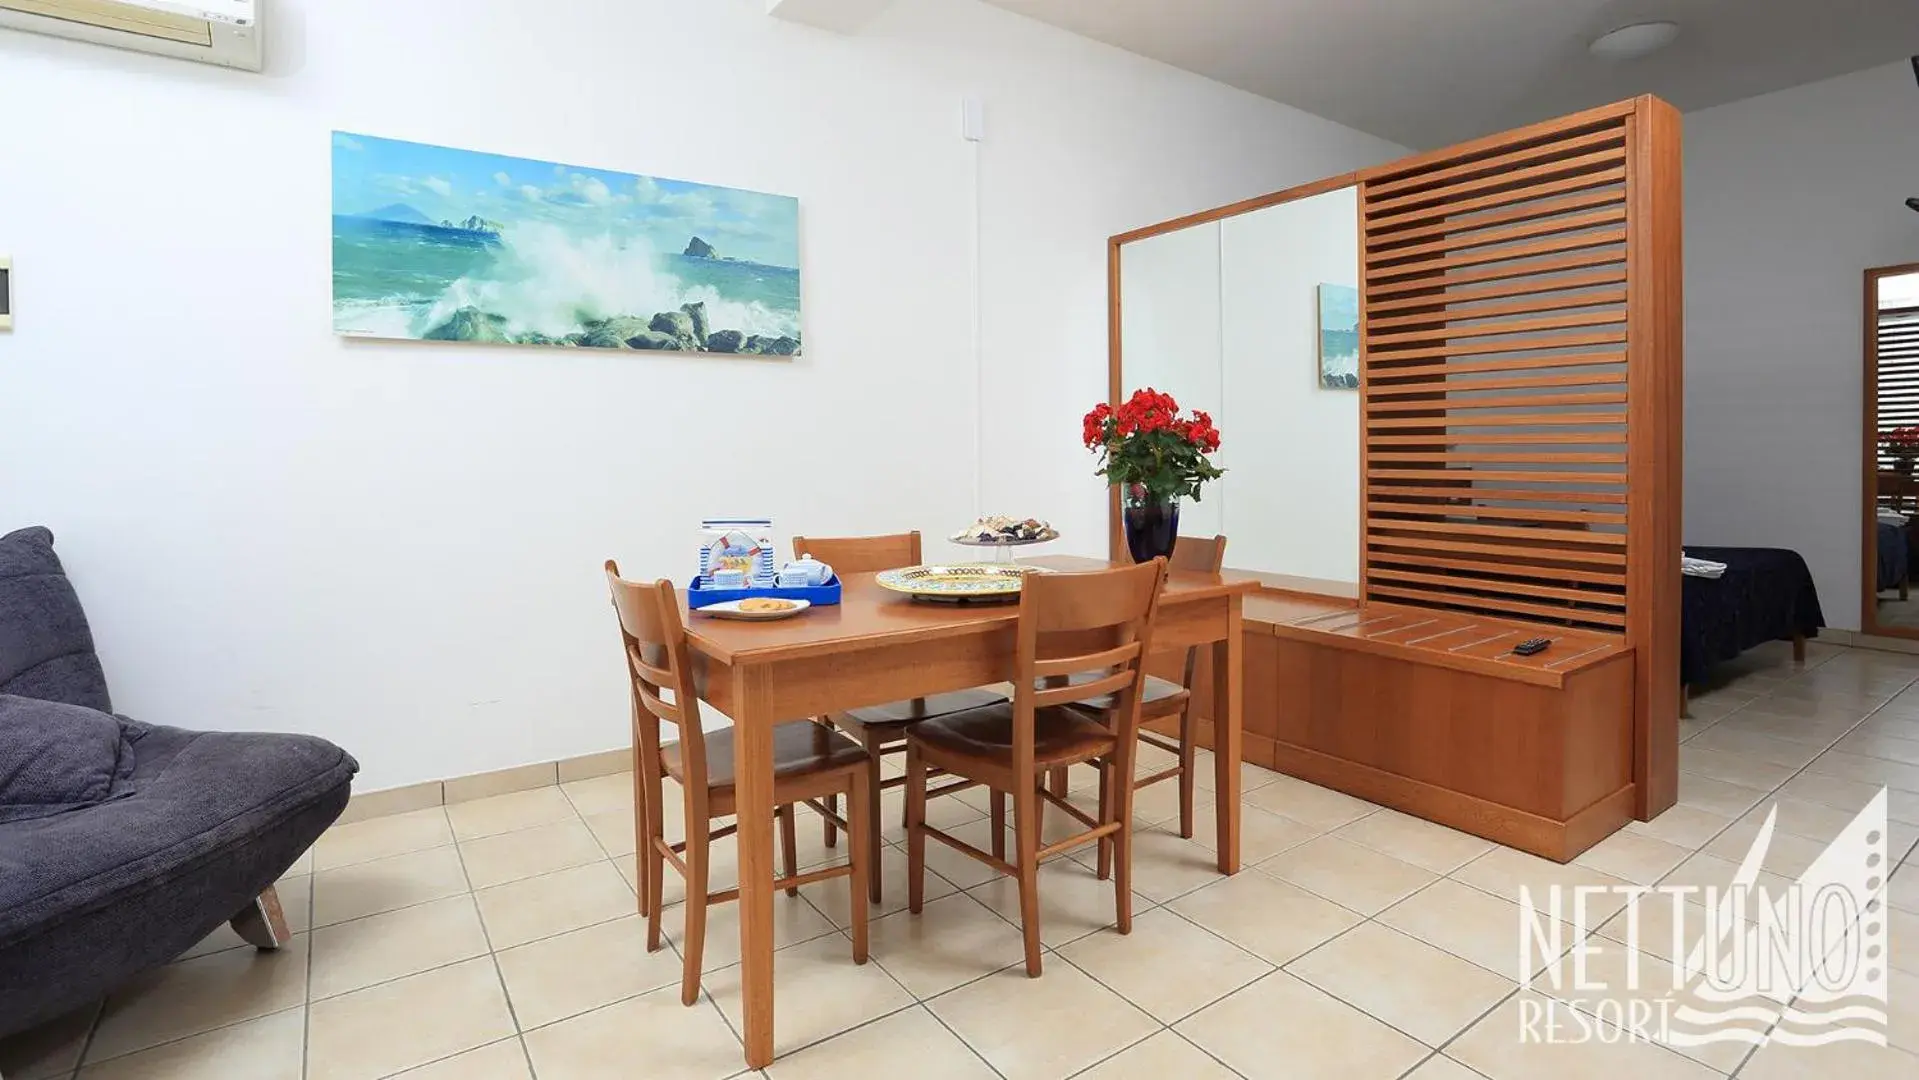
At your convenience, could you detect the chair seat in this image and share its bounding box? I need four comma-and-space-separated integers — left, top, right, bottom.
908, 703, 1117, 769
662, 722, 868, 794
838, 687, 1010, 731
1055, 673, 1188, 713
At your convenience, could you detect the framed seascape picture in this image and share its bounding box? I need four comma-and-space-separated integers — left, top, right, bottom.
331, 132, 801, 355
1317, 283, 1358, 389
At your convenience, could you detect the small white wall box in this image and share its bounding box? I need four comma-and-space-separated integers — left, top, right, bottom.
0, 257, 11, 330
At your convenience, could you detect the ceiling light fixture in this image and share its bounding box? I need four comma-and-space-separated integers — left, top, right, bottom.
1589, 21, 1681, 62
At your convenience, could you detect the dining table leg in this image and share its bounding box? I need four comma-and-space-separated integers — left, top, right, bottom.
731, 665, 778, 1069
1211, 600, 1243, 875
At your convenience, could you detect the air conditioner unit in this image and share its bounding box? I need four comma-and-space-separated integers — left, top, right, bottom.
0, 0, 260, 71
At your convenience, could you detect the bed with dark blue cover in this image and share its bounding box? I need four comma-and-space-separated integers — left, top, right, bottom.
1680, 547, 1825, 687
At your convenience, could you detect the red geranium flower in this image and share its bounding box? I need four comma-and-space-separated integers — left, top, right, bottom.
1081, 389, 1225, 501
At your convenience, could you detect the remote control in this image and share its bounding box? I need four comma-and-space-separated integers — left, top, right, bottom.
1512, 637, 1552, 656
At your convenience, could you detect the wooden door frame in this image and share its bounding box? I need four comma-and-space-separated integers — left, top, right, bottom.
1860, 261, 1919, 638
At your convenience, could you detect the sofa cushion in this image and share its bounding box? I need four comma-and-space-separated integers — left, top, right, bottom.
0, 695, 134, 823
0, 527, 111, 712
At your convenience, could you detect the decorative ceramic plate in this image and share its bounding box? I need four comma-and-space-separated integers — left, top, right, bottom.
696, 598, 812, 621
875, 563, 1032, 601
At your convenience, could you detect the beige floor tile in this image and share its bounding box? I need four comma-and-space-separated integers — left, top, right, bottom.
1058, 907, 1271, 1022
1076, 1030, 1237, 1080
1335, 808, 1494, 874
311, 844, 470, 928
1888, 905, 1918, 974
444, 786, 578, 841
1622, 805, 1735, 851
1075, 827, 1238, 904
1169, 870, 1362, 965
1378, 878, 1572, 979
1403, 1057, 1488, 1080
1778, 772, 1919, 825
1452, 848, 1635, 922
1529, 938, 1750, 1073
0, 1002, 99, 1080
1192, 751, 1284, 796
799, 845, 958, 929
560, 771, 638, 816
522, 989, 740, 1080
1674, 772, 1773, 818
1893, 862, 1918, 913
708, 933, 915, 1057
1260, 835, 1436, 916
1287, 922, 1515, 1047
86, 936, 309, 1063
879, 782, 989, 844
868, 891, 1032, 998
1176, 971, 1428, 1080
966, 858, 1148, 948
1680, 745, 1799, 791
1571, 830, 1693, 886
1700, 816, 1833, 877
495, 916, 686, 1029
308, 894, 490, 1000
1859, 715, 1919, 742
1711, 709, 1861, 748
1740, 1039, 1919, 1080
1141, 801, 1319, 863
763, 1006, 995, 1080
916, 817, 1020, 890
1115, 773, 1187, 826
77, 1007, 303, 1080
1805, 750, 1919, 794
458, 818, 607, 889
1594, 890, 1710, 964
663, 890, 840, 973
1243, 775, 1378, 831
1446, 992, 1721, 1080
1684, 726, 1826, 767
281, 848, 314, 881
180, 876, 314, 961
1659, 851, 1796, 900
312, 807, 453, 871
929, 960, 1158, 1080
581, 807, 638, 857
474, 860, 637, 949
388, 1038, 531, 1079
306, 956, 513, 1080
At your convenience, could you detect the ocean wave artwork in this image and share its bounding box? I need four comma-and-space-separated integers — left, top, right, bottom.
331, 131, 801, 356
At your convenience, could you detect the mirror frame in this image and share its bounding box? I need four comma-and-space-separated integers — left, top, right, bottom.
1861, 260, 1919, 638
1104, 172, 1361, 568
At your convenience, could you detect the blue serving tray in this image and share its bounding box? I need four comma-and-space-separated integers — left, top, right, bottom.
686, 574, 842, 610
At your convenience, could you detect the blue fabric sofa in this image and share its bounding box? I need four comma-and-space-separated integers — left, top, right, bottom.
0, 527, 357, 1038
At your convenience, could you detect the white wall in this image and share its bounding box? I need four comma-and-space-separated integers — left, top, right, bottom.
1685, 61, 1919, 630
0, 0, 1403, 789
1221, 186, 1361, 583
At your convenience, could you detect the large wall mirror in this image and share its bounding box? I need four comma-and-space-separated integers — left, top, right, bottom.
1115, 182, 1361, 592
1865, 262, 1919, 635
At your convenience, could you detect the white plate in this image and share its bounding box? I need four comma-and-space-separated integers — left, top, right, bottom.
696, 598, 812, 621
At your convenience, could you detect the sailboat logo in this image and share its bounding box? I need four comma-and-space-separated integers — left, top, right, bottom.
1519, 789, 1890, 1047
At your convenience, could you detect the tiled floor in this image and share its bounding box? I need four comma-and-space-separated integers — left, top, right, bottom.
5, 638, 1919, 1079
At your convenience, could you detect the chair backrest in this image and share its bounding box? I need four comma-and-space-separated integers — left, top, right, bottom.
1170, 534, 1228, 575
1012, 559, 1168, 768
604, 561, 709, 792
791, 531, 922, 575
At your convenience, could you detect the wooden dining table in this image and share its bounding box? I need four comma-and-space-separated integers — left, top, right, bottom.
677, 554, 1255, 1067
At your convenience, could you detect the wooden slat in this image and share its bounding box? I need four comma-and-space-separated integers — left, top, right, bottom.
1369, 229, 1627, 283
1369, 499, 1628, 524
1369, 549, 1628, 587
1367, 584, 1629, 628
1368, 310, 1624, 347
1367, 390, 1627, 413
1369, 567, 1625, 607
1367, 451, 1627, 465
1370, 290, 1629, 330
1369, 371, 1626, 397
1366, 533, 1628, 567
1367, 431, 1627, 445
1367, 517, 1627, 546
1369, 352, 1626, 379
1366, 146, 1627, 217
1369, 167, 1629, 235
1369, 468, 1624, 485
1367, 484, 1628, 504
1369, 248, 1625, 299
1367, 188, 1626, 251
1367, 208, 1628, 267
1366, 411, 1625, 429
1369, 268, 1628, 314
1367, 126, 1627, 199
1367, 331, 1628, 363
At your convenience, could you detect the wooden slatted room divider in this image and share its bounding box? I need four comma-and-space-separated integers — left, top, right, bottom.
1355, 97, 1683, 816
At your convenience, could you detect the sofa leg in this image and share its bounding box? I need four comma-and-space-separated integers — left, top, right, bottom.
230, 885, 292, 950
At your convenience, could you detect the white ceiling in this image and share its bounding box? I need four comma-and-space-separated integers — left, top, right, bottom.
979, 0, 1919, 148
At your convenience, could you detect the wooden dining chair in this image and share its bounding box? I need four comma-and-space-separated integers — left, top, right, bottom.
791, 530, 1008, 903
903, 558, 1167, 976
1051, 535, 1227, 842
605, 562, 873, 1004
